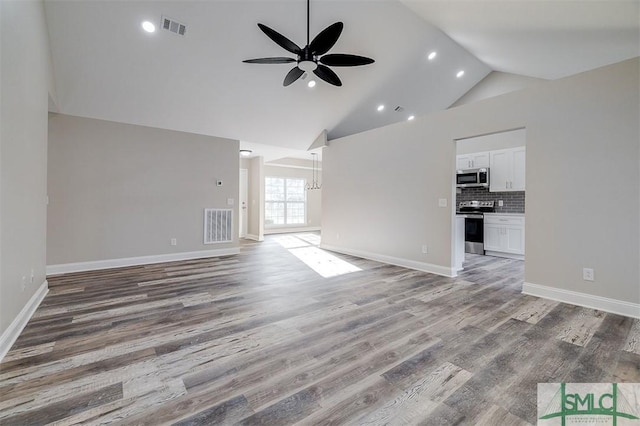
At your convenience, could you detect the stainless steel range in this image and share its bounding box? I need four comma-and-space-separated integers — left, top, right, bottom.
456, 201, 495, 254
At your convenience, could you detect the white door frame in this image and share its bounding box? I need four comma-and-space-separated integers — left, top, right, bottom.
239, 168, 248, 238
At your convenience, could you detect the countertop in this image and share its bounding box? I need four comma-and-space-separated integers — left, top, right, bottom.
483, 212, 525, 216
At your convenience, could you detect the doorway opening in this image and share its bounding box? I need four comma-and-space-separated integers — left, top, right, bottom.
453, 128, 527, 275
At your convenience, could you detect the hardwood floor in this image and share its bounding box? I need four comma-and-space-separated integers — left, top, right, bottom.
1, 233, 638, 425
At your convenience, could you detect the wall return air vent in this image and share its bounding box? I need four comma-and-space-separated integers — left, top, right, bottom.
162, 16, 187, 36
204, 208, 233, 244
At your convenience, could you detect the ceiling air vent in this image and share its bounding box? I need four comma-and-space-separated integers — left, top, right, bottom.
162, 16, 187, 36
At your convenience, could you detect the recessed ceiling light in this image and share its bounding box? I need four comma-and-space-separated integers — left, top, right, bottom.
377, 104, 385, 112
239, 149, 252, 157
308, 80, 316, 88
142, 21, 156, 33
428, 51, 437, 60
408, 115, 415, 121
456, 70, 465, 78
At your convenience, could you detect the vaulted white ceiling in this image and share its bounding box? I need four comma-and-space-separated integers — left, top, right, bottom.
44, 1, 639, 161
400, 0, 640, 80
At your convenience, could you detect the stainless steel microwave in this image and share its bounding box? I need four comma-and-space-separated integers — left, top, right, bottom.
456, 168, 490, 188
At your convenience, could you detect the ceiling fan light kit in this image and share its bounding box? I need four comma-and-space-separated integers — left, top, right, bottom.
243, 0, 374, 87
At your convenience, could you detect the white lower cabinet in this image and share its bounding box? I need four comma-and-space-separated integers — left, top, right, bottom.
484, 224, 503, 252
484, 214, 525, 258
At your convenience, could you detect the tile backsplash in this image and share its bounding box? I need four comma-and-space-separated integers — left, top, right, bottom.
456, 187, 525, 213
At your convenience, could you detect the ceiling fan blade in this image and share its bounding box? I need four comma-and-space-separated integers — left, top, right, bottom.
313, 64, 342, 87
310, 22, 343, 56
283, 66, 305, 86
257, 23, 302, 55
320, 54, 375, 67
243, 57, 296, 64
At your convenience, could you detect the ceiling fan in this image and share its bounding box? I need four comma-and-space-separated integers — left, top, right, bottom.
243, 0, 374, 87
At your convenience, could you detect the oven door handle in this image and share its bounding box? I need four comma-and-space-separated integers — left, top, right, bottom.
460, 214, 483, 219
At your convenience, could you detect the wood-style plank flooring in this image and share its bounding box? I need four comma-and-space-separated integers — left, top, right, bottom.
1, 233, 639, 425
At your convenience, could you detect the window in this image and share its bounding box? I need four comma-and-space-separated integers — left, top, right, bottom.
265, 177, 306, 226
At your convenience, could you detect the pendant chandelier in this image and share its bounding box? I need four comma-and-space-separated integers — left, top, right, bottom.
306, 153, 322, 190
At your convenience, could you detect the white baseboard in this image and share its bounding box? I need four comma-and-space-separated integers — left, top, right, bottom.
264, 226, 321, 235
320, 244, 456, 278
46, 247, 241, 276
523, 282, 640, 319
244, 234, 263, 242
0, 280, 49, 362
485, 251, 524, 260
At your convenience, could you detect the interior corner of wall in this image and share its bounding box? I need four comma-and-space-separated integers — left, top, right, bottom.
48, 92, 59, 113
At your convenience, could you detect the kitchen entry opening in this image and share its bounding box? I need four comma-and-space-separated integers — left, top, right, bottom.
265, 177, 307, 227
453, 128, 527, 273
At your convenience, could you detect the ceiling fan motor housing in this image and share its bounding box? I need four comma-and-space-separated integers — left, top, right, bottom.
298, 46, 318, 71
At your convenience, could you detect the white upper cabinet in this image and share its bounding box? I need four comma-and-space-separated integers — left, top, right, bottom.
488, 150, 509, 192
456, 155, 470, 170
489, 147, 526, 192
456, 151, 490, 170
511, 147, 526, 190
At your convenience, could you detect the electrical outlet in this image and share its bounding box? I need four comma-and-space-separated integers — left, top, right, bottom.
498, 200, 504, 207
438, 198, 447, 207
227, 198, 234, 206
583, 268, 594, 281
30, 269, 34, 284
21, 276, 27, 291
422, 244, 428, 254
170, 238, 177, 246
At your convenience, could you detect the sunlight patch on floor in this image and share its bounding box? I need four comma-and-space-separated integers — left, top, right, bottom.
274, 235, 310, 249
296, 233, 321, 245
289, 246, 362, 278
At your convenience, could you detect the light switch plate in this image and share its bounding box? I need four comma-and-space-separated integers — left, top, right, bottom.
438, 198, 447, 207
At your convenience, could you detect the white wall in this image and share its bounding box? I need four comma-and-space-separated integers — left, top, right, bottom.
0, 0, 53, 347
323, 58, 639, 310
47, 114, 240, 268
322, 111, 457, 277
